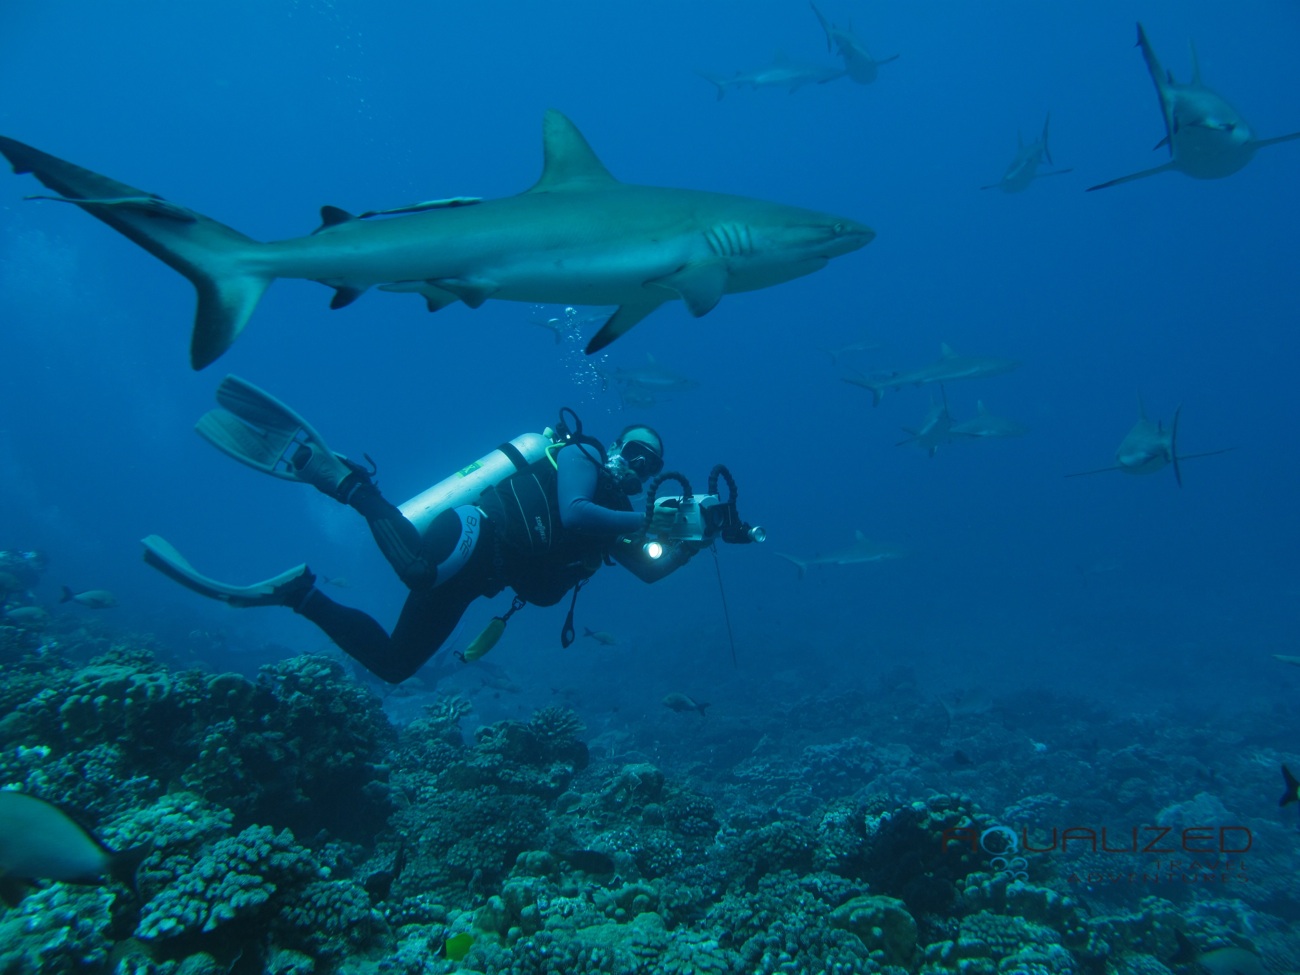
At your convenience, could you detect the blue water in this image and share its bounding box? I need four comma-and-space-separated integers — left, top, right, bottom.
2, 0, 1298, 724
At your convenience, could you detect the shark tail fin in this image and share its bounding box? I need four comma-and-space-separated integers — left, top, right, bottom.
1042, 112, 1055, 168
774, 552, 808, 580
0, 136, 272, 370
1169, 404, 1183, 487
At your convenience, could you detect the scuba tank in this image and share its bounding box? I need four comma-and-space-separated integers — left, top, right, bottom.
398, 432, 553, 535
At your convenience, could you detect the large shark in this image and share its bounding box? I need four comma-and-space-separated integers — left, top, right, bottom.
981, 114, 1073, 192
844, 343, 1021, 406
810, 3, 899, 84
1088, 23, 1300, 191
1065, 398, 1234, 487
697, 56, 846, 100
776, 531, 907, 578
0, 112, 872, 369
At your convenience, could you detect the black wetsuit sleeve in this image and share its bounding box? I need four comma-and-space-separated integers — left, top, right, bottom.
609, 534, 695, 583
556, 444, 646, 536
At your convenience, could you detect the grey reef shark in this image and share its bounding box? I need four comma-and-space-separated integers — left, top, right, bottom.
896, 388, 955, 458
697, 55, 846, 100
844, 343, 1021, 406
810, 3, 898, 84
1065, 397, 1234, 487
981, 114, 1073, 192
776, 531, 907, 578
1088, 23, 1300, 191
0, 111, 872, 369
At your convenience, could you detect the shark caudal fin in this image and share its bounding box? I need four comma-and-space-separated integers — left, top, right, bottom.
774, 552, 809, 580
0, 136, 271, 370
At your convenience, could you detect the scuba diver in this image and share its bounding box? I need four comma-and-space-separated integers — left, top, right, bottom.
143, 377, 762, 683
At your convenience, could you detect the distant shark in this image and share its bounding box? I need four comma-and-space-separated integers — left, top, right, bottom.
949, 400, 1029, 440
599, 353, 699, 406
1065, 397, 1234, 487
896, 388, 955, 457
844, 343, 1021, 406
810, 3, 899, 84
981, 114, 1073, 192
776, 531, 907, 578
0, 111, 872, 369
697, 56, 846, 100
1088, 23, 1300, 191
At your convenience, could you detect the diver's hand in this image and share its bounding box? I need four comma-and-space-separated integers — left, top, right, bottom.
647, 503, 682, 537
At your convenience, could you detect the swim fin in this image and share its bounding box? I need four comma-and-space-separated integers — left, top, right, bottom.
196, 375, 358, 498
141, 534, 314, 608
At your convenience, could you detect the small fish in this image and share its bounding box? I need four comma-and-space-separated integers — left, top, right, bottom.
1280, 765, 1299, 807
663, 692, 710, 717
0, 790, 149, 905
60, 586, 118, 608
321, 576, 351, 589
443, 932, 475, 962
583, 627, 619, 646
1171, 931, 1265, 975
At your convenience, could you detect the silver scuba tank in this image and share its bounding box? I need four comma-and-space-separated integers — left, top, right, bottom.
398, 432, 554, 535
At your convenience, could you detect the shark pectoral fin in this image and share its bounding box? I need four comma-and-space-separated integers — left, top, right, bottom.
1254, 131, 1300, 149
329, 286, 366, 309
584, 300, 667, 354
1085, 162, 1175, 192
426, 277, 499, 309
647, 263, 727, 317
314, 206, 356, 234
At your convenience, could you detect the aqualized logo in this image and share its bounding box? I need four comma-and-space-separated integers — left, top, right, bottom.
941, 824, 1254, 887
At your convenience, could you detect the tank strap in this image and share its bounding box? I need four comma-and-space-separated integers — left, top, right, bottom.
432, 505, 483, 587
497, 440, 531, 472
560, 576, 589, 647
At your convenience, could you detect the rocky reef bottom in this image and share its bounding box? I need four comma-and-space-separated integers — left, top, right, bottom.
1, 620, 1297, 975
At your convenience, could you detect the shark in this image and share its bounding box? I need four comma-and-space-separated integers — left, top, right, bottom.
948, 400, 1029, 440
844, 343, 1021, 406
0, 111, 872, 369
1088, 23, 1300, 191
1065, 397, 1234, 487
599, 353, 699, 406
896, 388, 955, 457
697, 56, 846, 100
810, 3, 899, 84
981, 114, 1073, 192
776, 531, 907, 579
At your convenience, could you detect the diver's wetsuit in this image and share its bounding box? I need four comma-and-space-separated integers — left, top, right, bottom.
294, 443, 691, 683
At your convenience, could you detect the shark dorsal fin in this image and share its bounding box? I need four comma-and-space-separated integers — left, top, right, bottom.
530, 111, 617, 193
940, 342, 957, 358
314, 205, 356, 234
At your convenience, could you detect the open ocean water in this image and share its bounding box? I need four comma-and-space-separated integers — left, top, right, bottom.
1, 2, 1298, 973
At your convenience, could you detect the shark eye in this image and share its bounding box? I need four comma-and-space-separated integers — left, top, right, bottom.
832, 222, 845, 234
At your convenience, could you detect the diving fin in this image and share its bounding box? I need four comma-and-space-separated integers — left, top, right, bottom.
196, 375, 358, 497
141, 534, 314, 608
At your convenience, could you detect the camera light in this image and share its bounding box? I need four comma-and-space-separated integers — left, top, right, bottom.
644, 540, 665, 560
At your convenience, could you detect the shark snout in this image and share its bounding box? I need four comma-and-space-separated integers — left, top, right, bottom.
818, 218, 875, 257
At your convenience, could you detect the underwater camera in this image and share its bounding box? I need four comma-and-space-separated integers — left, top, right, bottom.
641, 465, 765, 558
